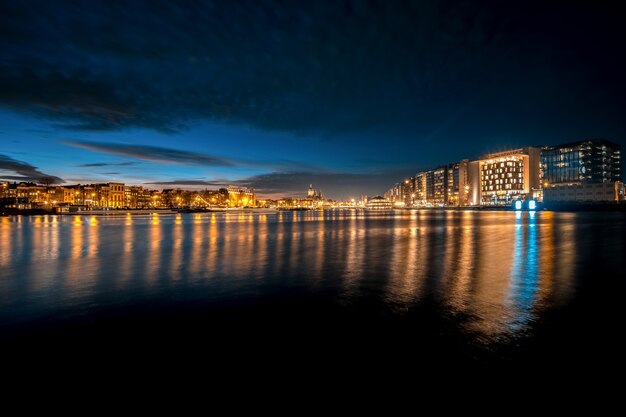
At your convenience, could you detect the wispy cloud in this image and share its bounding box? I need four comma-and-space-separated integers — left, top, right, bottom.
65, 141, 236, 166
77, 161, 139, 167
0, 154, 64, 184
65, 140, 324, 172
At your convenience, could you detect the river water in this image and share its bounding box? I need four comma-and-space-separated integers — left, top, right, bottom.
1, 210, 624, 376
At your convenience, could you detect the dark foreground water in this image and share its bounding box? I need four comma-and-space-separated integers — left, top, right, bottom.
1, 210, 624, 377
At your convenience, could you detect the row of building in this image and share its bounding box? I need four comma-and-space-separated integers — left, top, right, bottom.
384, 139, 623, 207
0, 182, 256, 211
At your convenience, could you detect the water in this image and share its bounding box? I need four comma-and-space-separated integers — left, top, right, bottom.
1, 210, 624, 375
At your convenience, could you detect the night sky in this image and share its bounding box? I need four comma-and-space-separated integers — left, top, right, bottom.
1, 0, 624, 199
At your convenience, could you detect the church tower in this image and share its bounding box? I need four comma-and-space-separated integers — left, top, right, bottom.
308, 184, 315, 198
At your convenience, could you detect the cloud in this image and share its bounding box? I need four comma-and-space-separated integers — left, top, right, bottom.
65, 141, 236, 166
65, 140, 324, 172
0, 154, 64, 184
0, 1, 556, 135
77, 161, 139, 167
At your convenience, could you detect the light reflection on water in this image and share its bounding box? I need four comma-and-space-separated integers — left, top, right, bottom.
0, 210, 623, 345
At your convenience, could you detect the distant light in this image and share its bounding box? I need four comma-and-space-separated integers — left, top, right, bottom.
514, 201, 522, 210
528, 200, 536, 210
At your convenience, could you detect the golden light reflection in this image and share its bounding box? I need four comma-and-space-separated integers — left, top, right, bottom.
190, 216, 204, 278
446, 211, 475, 313
252, 213, 269, 280
0, 209, 587, 345
64, 219, 85, 287
72, 218, 84, 259
385, 212, 423, 306
342, 220, 365, 298
205, 212, 219, 277
170, 214, 183, 280
87, 215, 100, 256
288, 216, 302, 275
0, 217, 11, 269
551, 213, 576, 306
537, 211, 555, 305
146, 213, 162, 282
464, 212, 517, 336
119, 212, 134, 286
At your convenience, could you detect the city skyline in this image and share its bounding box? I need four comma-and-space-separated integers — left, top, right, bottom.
1, 1, 625, 200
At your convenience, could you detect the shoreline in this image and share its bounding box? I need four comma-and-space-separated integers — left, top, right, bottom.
3, 204, 626, 216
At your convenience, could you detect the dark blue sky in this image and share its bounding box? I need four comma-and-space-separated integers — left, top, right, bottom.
1, 0, 624, 198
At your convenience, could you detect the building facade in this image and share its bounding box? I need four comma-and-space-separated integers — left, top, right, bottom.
367, 196, 393, 210
468, 147, 541, 206
543, 181, 624, 204
226, 186, 256, 207
541, 139, 621, 185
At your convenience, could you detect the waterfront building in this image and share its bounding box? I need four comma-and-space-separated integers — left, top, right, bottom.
468, 147, 541, 206
414, 172, 427, 204
0, 182, 48, 209
91, 182, 125, 208
367, 196, 393, 210
384, 182, 403, 204
541, 139, 622, 204
446, 160, 470, 206
54, 187, 76, 204
227, 186, 256, 207
108, 182, 125, 207
402, 177, 414, 206
125, 185, 152, 209
543, 181, 624, 204
432, 166, 447, 205
541, 139, 621, 185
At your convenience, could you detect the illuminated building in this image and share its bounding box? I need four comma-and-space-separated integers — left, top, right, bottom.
54, 187, 76, 204
402, 177, 414, 206
384, 183, 403, 204
366, 196, 393, 210
446, 160, 469, 206
306, 184, 323, 200
414, 172, 427, 204
541, 139, 621, 185
125, 185, 152, 208
385, 160, 470, 207
227, 186, 256, 207
91, 182, 125, 207
469, 147, 541, 206
108, 182, 125, 207
432, 167, 446, 205
541, 139, 622, 204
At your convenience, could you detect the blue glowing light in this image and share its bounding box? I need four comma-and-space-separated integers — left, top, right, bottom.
528, 200, 536, 210
514, 201, 522, 210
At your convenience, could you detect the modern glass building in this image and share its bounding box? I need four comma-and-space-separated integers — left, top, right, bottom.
541, 139, 621, 185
